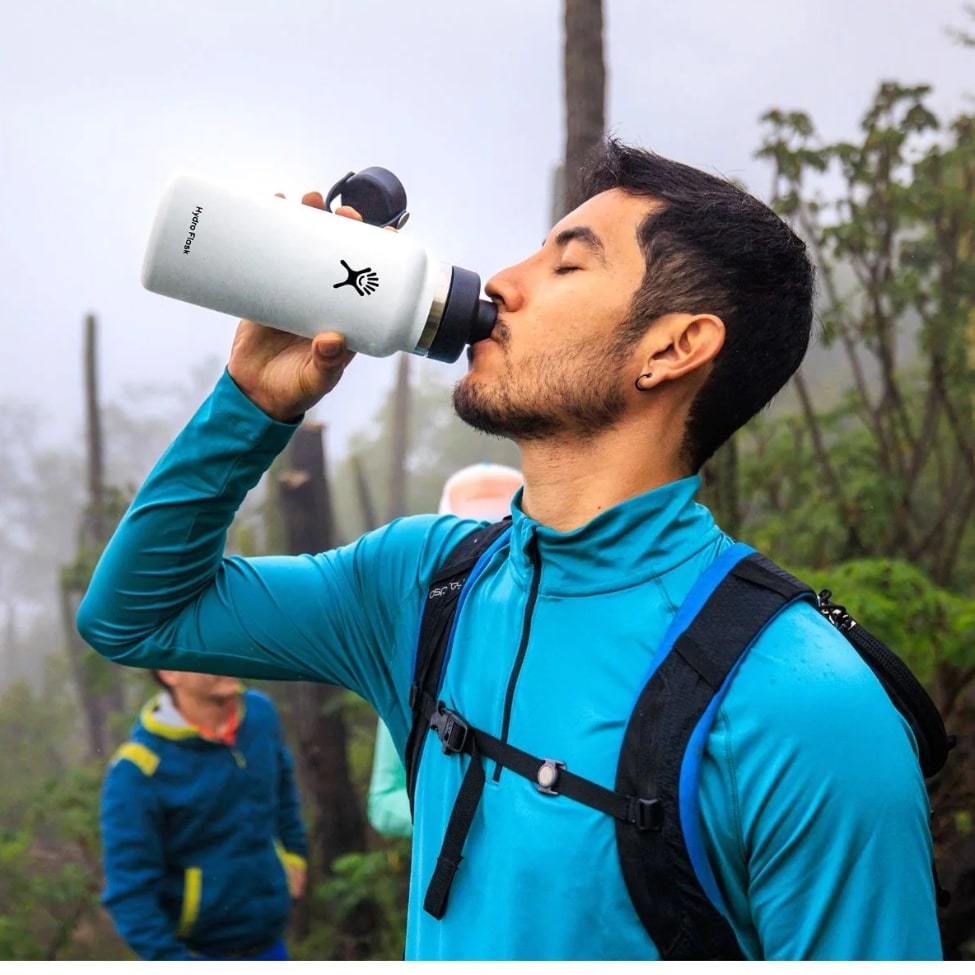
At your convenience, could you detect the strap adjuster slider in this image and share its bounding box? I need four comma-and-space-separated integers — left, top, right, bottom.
631, 797, 663, 832
430, 705, 469, 754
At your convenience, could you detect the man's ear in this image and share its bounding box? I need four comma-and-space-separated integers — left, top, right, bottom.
636, 313, 725, 387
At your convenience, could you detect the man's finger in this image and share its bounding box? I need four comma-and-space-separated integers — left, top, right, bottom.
301, 190, 326, 210
333, 204, 364, 222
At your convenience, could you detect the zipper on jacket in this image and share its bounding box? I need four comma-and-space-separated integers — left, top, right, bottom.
493, 530, 541, 782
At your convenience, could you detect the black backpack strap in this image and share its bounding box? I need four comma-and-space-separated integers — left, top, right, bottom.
404, 518, 513, 814
617, 544, 954, 958
417, 699, 666, 919
815, 589, 953, 779
616, 543, 805, 960
815, 589, 953, 909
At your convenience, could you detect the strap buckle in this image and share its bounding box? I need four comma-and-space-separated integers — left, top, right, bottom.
535, 759, 566, 795
630, 797, 663, 832
430, 704, 470, 754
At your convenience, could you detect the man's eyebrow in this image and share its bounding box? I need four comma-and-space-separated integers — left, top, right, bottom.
551, 226, 607, 263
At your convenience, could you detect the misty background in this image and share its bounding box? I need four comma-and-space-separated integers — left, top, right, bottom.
2, 0, 973, 458
1, 0, 972, 754
2, 0, 975, 960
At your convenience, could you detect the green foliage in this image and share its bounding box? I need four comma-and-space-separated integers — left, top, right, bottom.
0, 832, 39, 959
0, 673, 129, 961
752, 79, 975, 596
796, 558, 975, 685
302, 844, 410, 961
0, 760, 112, 961
0, 674, 81, 832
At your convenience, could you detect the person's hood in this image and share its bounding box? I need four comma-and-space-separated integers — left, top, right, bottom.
439, 462, 524, 520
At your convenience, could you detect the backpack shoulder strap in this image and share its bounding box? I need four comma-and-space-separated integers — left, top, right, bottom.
616, 542, 805, 960
815, 588, 952, 778
404, 518, 512, 811
618, 543, 953, 958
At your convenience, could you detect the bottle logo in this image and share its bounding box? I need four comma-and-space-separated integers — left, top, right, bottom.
183, 206, 203, 255
333, 259, 379, 296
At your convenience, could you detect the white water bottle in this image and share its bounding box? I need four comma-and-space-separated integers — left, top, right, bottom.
140, 170, 496, 362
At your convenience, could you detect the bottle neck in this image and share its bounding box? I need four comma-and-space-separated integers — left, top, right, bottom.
412, 263, 453, 356
414, 264, 496, 363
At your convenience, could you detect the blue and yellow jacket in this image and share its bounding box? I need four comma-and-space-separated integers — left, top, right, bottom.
100, 688, 307, 960
80, 372, 942, 960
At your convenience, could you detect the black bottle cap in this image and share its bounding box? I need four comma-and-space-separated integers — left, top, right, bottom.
427, 266, 498, 363
324, 167, 410, 229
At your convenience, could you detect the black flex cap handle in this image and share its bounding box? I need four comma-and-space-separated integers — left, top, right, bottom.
325, 167, 410, 229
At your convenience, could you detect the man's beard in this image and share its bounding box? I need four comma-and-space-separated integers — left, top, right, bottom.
453, 322, 632, 442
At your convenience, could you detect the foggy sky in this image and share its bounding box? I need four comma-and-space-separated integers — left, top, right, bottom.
2, 0, 972, 465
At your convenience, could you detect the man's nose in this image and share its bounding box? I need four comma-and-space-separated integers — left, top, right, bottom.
484, 264, 524, 313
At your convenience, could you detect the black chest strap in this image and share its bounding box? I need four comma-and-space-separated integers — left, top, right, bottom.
416, 693, 664, 919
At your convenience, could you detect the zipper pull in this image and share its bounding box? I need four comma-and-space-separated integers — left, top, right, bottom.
816, 589, 856, 632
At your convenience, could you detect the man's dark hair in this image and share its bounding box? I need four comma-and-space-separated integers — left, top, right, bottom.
579, 139, 815, 471
149, 670, 170, 691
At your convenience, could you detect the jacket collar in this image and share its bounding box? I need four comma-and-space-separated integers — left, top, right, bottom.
139, 689, 246, 742
504, 475, 720, 596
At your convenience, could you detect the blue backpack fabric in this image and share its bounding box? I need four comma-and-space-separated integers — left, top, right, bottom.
405, 521, 952, 960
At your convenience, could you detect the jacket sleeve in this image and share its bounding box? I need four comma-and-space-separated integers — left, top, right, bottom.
101, 756, 193, 961
75, 370, 477, 718
367, 718, 413, 838
700, 605, 943, 961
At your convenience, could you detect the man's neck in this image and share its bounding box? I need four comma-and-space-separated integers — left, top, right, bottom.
517, 418, 688, 533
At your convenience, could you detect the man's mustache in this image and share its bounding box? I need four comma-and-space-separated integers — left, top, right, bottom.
467, 317, 509, 363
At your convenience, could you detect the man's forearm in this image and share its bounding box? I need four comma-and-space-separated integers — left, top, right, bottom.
77, 370, 296, 667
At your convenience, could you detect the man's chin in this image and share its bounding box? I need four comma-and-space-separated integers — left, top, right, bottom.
453, 381, 504, 437
452, 382, 555, 441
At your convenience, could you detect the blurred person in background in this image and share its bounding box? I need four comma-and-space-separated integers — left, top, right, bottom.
100, 670, 308, 961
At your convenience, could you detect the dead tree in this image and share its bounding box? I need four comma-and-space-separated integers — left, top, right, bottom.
561, 0, 607, 215
387, 354, 411, 520
277, 423, 370, 945
61, 313, 127, 758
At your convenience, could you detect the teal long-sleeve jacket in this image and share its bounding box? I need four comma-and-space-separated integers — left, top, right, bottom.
78, 371, 942, 961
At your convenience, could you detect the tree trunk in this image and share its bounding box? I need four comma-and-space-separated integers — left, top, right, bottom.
60, 578, 112, 758
350, 453, 380, 535
277, 423, 370, 945
64, 314, 126, 758
387, 355, 411, 520
561, 0, 606, 215
84, 313, 105, 547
